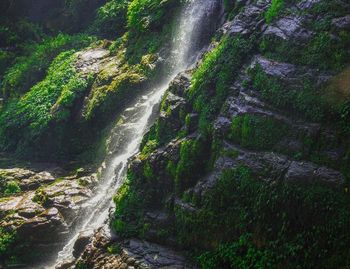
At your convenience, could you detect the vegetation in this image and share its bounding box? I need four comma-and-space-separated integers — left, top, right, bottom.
188, 35, 254, 134
0, 228, 17, 264
265, 0, 284, 24
90, 0, 130, 38
0, 50, 92, 158
229, 114, 289, 150
176, 167, 350, 269
1, 33, 94, 98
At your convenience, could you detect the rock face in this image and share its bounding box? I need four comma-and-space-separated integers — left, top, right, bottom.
65, 227, 196, 269
102, 0, 350, 268
0, 165, 98, 263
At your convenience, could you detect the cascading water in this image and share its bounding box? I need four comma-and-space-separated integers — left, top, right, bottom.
48, 0, 222, 267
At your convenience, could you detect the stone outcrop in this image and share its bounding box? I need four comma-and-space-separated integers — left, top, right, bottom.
0, 165, 98, 262
64, 227, 197, 269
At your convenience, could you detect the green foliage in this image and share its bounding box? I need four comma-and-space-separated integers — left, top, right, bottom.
1, 33, 93, 97
90, 0, 130, 38
189, 35, 254, 134
76, 261, 88, 269
0, 50, 91, 157
198, 234, 275, 269
250, 65, 327, 121
112, 172, 143, 237
0, 228, 15, 259
123, 0, 181, 63
304, 32, 350, 71
143, 161, 154, 179
229, 114, 289, 150
4, 181, 20, 195
140, 139, 158, 159
0, 50, 14, 79
0, 19, 44, 48
127, 0, 180, 32
259, 33, 350, 71
175, 167, 350, 268
175, 137, 210, 194
107, 243, 122, 254
32, 189, 49, 206
265, 0, 284, 24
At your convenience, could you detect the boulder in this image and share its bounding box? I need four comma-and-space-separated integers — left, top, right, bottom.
73, 231, 93, 258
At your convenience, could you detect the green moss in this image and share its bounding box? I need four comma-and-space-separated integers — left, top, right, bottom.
175, 137, 211, 194
83, 67, 145, 121
1, 33, 94, 98
229, 114, 289, 150
0, 50, 92, 157
112, 172, 144, 237
259, 32, 350, 71
189, 35, 254, 134
265, 0, 284, 24
175, 167, 350, 268
250, 65, 327, 121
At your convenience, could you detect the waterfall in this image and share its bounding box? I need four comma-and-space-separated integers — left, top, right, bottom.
49, 0, 222, 267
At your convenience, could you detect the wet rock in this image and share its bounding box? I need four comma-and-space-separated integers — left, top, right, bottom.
73, 231, 93, 258
332, 15, 350, 29
297, 0, 321, 10
55, 259, 76, 269
264, 15, 313, 42
251, 55, 332, 87
74, 227, 196, 269
223, 4, 267, 36
168, 72, 191, 97
211, 143, 344, 188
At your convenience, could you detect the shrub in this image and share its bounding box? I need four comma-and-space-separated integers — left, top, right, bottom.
4, 181, 20, 195
0, 50, 91, 157
127, 0, 180, 32
0, 228, 15, 259
1, 33, 93, 97
90, 0, 130, 38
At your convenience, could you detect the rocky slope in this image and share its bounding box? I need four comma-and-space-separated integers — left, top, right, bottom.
88, 0, 350, 268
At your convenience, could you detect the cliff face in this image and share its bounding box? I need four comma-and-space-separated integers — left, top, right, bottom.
106, 0, 350, 268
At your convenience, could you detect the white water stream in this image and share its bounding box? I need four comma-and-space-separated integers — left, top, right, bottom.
48, 0, 220, 267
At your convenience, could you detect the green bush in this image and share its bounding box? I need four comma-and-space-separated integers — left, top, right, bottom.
127, 0, 180, 32
4, 181, 20, 195
90, 0, 130, 38
0, 50, 91, 157
175, 137, 211, 194
0, 228, 15, 259
112, 172, 144, 237
198, 234, 275, 269
1, 33, 93, 97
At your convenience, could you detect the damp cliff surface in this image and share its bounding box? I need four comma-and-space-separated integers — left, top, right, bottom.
1, 0, 350, 268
